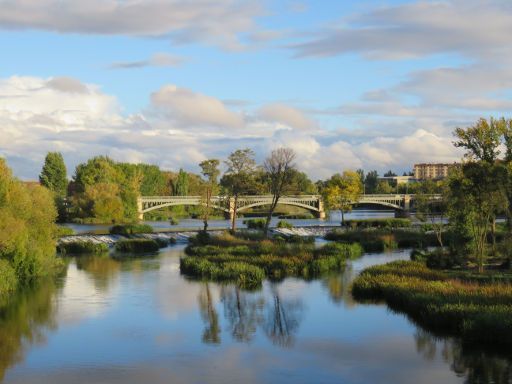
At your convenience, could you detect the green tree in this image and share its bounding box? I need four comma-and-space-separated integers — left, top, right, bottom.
415, 180, 448, 247
174, 168, 189, 196
263, 148, 297, 236
221, 149, 257, 232
0, 158, 60, 290
453, 117, 503, 163
199, 159, 220, 232
375, 180, 393, 194
448, 162, 508, 272
39, 152, 67, 197
364, 170, 379, 194
323, 170, 363, 225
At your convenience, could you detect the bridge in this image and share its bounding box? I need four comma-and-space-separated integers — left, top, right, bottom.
136, 194, 441, 220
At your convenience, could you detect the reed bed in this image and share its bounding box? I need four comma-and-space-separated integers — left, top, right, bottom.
352, 260, 512, 343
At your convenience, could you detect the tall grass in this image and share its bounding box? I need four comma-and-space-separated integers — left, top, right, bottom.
57, 241, 109, 255
352, 260, 512, 343
109, 224, 153, 235
115, 239, 160, 253
181, 232, 363, 287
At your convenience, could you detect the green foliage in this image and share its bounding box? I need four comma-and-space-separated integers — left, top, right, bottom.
182, 233, 363, 287
109, 224, 153, 235
277, 220, 293, 229
345, 218, 411, 229
352, 260, 512, 343
278, 212, 314, 219
325, 228, 438, 252
115, 239, 160, 253
0, 259, 17, 297
322, 170, 363, 224
39, 152, 67, 197
0, 159, 61, 285
55, 226, 74, 237
57, 241, 109, 255
174, 168, 189, 196
244, 218, 266, 229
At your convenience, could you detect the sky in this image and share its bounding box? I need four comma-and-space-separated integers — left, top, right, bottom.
0, 0, 511, 180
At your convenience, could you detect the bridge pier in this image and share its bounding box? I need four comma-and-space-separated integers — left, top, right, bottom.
137, 197, 144, 221
317, 199, 326, 219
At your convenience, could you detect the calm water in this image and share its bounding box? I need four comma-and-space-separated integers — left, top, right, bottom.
2, 245, 512, 383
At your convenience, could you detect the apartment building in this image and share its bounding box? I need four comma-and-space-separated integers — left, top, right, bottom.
413, 163, 453, 180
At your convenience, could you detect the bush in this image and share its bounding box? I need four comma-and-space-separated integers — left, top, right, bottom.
169, 217, 179, 225
109, 224, 153, 235
0, 259, 17, 297
278, 213, 314, 220
345, 218, 411, 229
277, 220, 293, 229
57, 241, 109, 255
55, 226, 75, 237
425, 249, 464, 269
115, 239, 160, 253
351, 260, 512, 344
243, 218, 266, 229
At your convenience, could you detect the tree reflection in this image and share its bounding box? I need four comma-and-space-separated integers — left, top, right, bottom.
220, 286, 264, 343
262, 284, 303, 348
75, 255, 120, 290
321, 266, 356, 307
198, 283, 220, 344
414, 329, 512, 383
0, 280, 57, 381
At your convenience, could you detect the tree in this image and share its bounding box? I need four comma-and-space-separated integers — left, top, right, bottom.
415, 180, 448, 247
323, 170, 363, 225
364, 170, 379, 194
174, 168, 189, 196
375, 180, 393, 194
453, 117, 503, 163
39, 152, 67, 197
221, 149, 257, 232
384, 170, 397, 177
447, 162, 508, 272
199, 159, 220, 232
262, 148, 297, 236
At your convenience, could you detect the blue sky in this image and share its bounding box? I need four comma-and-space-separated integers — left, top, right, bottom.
0, 0, 511, 179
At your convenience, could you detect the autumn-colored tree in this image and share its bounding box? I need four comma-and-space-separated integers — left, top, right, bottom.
199, 159, 220, 232
323, 170, 363, 225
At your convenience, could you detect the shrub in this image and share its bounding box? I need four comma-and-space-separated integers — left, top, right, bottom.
169, 217, 179, 225
243, 218, 266, 229
115, 239, 160, 253
277, 220, 293, 229
278, 213, 314, 220
351, 260, 512, 344
55, 226, 75, 237
0, 259, 17, 297
345, 218, 411, 229
57, 241, 109, 255
109, 224, 153, 235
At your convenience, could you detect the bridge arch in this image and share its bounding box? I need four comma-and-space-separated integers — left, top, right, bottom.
141, 201, 229, 214
236, 201, 321, 213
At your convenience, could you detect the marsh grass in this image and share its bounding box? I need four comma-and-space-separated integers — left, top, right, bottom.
352, 260, 512, 343
115, 238, 160, 254
181, 232, 363, 287
57, 241, 109, 255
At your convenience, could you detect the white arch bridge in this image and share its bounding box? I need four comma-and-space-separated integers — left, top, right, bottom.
136, 194, 441, 220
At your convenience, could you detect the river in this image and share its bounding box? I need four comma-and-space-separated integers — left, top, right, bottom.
1, 242, 511, 383
63, 208, 397, 234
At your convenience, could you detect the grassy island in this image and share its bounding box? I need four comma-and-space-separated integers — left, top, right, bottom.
352, 260, 512, 344
180, 232, 363, 288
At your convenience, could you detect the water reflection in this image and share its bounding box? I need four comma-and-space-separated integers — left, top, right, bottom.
2, 248, 512, 384
0, 281, 57, 382
414, 330, 512, 383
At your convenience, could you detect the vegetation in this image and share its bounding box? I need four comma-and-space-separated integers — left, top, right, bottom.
57, 241, 109, 255
352, 260, 512, 344
278, 212, 314, 219
109, 223, 153, 235
243, 218, 266, 229
322, 170, 363, 225
39, 152, 68, 221
344, 218, 411, 229
0, 158, 62, 297
220, 148, 258, 232
276, 220, 293, 229
181, 232, 363, 288
263, 147, 297, 236
325, 228, 438, 252
199, 159, 220, 232
115, 238, 160, 253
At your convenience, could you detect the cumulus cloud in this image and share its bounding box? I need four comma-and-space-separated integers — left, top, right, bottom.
0, 75, 463, 181
0, 0, 266, 50
109, 53, 186, 69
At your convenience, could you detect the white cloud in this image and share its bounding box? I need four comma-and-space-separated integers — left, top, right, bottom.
0, 0, 267, 50
257, 103, 316, 131
109, 53, 186, 69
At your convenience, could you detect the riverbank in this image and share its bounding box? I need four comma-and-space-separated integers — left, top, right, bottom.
352, 260, 512, 344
